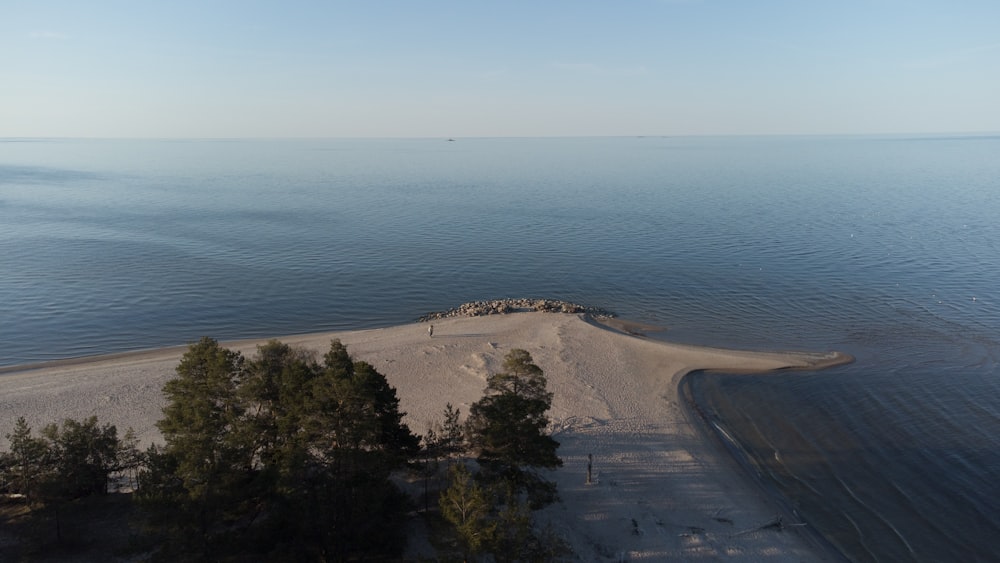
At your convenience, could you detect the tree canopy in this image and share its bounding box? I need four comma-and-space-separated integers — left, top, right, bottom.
437, 349, 568, 560
1, 415, 131, 546
140, 337, 419, 561
466, 348, 562, 508
2, 341, 571, 561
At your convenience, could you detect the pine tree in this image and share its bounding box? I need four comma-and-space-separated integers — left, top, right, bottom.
1, 417, 123, 543
466, 349, 562, 508
2, 417, 50, 502
490, 483, 535, 563
295, 340, 419, 559
439, 463, 496, 561
140, 337, 420, 560
40, 416, 120, 498
145, 336, 249, 554
117, 427, 143, 490
440, 402, 465, 458
419, 403, 466, 512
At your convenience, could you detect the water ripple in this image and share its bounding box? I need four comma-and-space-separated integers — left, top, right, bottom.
3, 137, 1000, 562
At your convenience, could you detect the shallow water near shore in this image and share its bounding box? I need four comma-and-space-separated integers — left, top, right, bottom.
3, 135, 999, 561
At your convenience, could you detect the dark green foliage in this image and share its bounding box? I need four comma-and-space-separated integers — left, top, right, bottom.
117, 427, 143, 490
266, 340, 419, 560
442, 349, 571, 561
491, 483, 535, 563
424, 403, 465, 459
1, 416, 121, 501
438, 464, 573, 563
139, 337, 419, 561
421, 403, 465, 469
467, 349, 562, 509
488, 481, 572, 563
419, 403, 466, 513
439, 402, 465, 458
1, 416, 125, 546
141, 337, 250, 555
40, 416, 121, 499
439, 463, 496, 560
2, 417, 49, 501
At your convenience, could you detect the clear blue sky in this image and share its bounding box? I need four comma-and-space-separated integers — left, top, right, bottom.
3, 0, 998, 137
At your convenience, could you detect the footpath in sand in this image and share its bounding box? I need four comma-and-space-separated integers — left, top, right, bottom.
0, 312, 850, 561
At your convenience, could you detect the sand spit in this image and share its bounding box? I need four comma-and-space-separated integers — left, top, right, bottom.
0, 312, 851, 561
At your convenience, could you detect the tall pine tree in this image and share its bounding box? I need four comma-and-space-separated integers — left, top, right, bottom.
139, 337, 419, 561
466, 349, 562, 508
142, 337, 250, 555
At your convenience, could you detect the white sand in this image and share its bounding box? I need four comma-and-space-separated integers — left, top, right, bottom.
0, 312, 849, 561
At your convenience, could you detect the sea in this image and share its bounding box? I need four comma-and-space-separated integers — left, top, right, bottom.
1, 135, 998, 562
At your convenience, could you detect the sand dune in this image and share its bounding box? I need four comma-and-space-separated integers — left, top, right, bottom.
0, 312, 850, 561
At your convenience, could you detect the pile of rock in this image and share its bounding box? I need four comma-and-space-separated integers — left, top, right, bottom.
419, 298, 614, 322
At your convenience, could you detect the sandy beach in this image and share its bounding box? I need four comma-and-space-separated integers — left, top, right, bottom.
0, 312, 851, 561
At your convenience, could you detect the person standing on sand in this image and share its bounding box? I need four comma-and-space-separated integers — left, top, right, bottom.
428, 324, 434, 338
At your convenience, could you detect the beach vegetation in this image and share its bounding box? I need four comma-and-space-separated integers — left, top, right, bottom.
138, 337, 419, 561
419, 402, 465, 512
1, 415, 131, 549
2, 417, 49, 502
37, 416, 123, 542
466, 348, 562, 509
38, 416, 122, 499
139, 336, 249, 557
437, 401, 466, 458
433, 349, 570, 561
438, 462, 497, 560
1, 345, 569, 560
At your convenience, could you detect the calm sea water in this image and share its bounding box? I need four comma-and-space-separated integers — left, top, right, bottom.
2, 136, 999, 561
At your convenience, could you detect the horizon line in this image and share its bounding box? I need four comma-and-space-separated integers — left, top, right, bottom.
3, 130, 999, 142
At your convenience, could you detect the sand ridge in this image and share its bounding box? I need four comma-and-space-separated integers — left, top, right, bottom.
0, 312, 850, 561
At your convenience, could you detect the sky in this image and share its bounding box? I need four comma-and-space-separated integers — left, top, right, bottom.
3, 0, 999, 138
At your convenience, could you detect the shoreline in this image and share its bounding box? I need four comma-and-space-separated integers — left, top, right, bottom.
678, 373, 852, 562
0, 312, 851, 561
